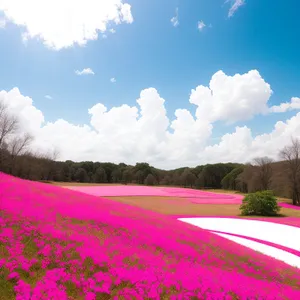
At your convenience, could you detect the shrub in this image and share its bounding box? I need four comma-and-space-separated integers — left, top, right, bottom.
240, 190, 281, 216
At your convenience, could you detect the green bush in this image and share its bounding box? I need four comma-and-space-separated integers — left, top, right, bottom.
240, 190, 281, 216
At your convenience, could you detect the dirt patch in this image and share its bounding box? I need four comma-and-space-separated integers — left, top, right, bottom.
106, 196, 300, 217
107, 196, 240, 216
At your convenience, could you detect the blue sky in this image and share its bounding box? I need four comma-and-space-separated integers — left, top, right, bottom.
0, 0, 300, 168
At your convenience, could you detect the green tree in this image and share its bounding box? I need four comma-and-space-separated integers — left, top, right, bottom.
160, 175, 172, 186
112, 169, 122, 183
74, 168, 89, 183
144, 174, 157, 186
93, 167, 107, 183
135, 170, 144, 184
100, 162, 118, 183
221, 166, 244, 190
122, 169, 132, 184
133, 162, 153, 183
81, 161, 94, 175
200, 163, 239, 189
195, 173, 205, 189
180, 168, 197, 188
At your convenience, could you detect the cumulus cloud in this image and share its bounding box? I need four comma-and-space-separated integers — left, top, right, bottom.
189, 70, 272, 123
0, 88, 44, 135
270, 97, 300, 113
171, 8, 179, 27
227, 0, 245, 18
45, 95, 52, 100
197, 21, 206, 31
1, 70, 300, 169
110, 77, 116, 83
75, 68, 95, 76
0, 0, 133, 50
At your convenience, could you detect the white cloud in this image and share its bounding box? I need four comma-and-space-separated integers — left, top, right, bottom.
0, 88, 44, 135
0, 0, 133, 50
0, 18, 6, 28
45, 95, 52, 100
110, 77, 116, 83
197, 21, 206, 31
75, 68, 95, 76
227, 0, 245, 18
189, 70, 272, 123
171, 8, 179, 27
270, 97, 300, 113
1, 70, 300, 169
109, 28, 116, 34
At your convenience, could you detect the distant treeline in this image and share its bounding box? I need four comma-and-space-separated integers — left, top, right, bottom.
1, 101, 300, 205
0, 153, 298, 202
0, 153, 242, 189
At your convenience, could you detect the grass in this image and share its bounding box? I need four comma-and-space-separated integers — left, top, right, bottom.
208, 189, 293, 203
107, 196, 300, 217
206, 189, 245, 195
0, 267, 16, 300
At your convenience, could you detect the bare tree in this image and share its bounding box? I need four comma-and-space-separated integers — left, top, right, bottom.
0, 103, 19, 169
7, 133, 33, 173
236, 163, 257, 193
49, 147, 60, 161
280, 138, 300, 205
40, 147, 60, 180
253, 156, 274, 190
0, 103, 18, 148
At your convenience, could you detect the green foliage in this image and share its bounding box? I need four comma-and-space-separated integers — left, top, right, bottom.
221, 166, 244, 190
122, 169, 132, 184
180, 168, 197, 187
160, 175, 172, 185
4, 152, 255, 190
240, 190, 281, 216
22, 235, 39, 259
199, 163, 242, 189
0, 267, 16, 300
93, 167, 107, 183
111, 169, 122, 183
74, 168, 89, 183
144, 174, 157, 186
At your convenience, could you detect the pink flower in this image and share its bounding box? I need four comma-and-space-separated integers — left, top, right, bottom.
8, 272, 20, 280
85, 292, 96, 300
14, 280, 31, 299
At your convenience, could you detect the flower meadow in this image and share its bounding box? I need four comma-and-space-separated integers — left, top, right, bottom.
1, 173, 300, 299
65, 186, 244, 204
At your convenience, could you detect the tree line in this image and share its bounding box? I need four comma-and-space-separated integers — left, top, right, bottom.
1, 102, 300, 205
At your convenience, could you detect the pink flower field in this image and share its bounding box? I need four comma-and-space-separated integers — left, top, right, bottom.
1, 173, 300, 299
66, 185, 300, 208
65, 186, 244, 204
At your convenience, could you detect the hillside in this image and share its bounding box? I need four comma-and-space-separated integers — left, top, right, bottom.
1, 172, 300, 298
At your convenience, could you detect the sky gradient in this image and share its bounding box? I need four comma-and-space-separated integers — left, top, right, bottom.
0, 0, 300, 169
